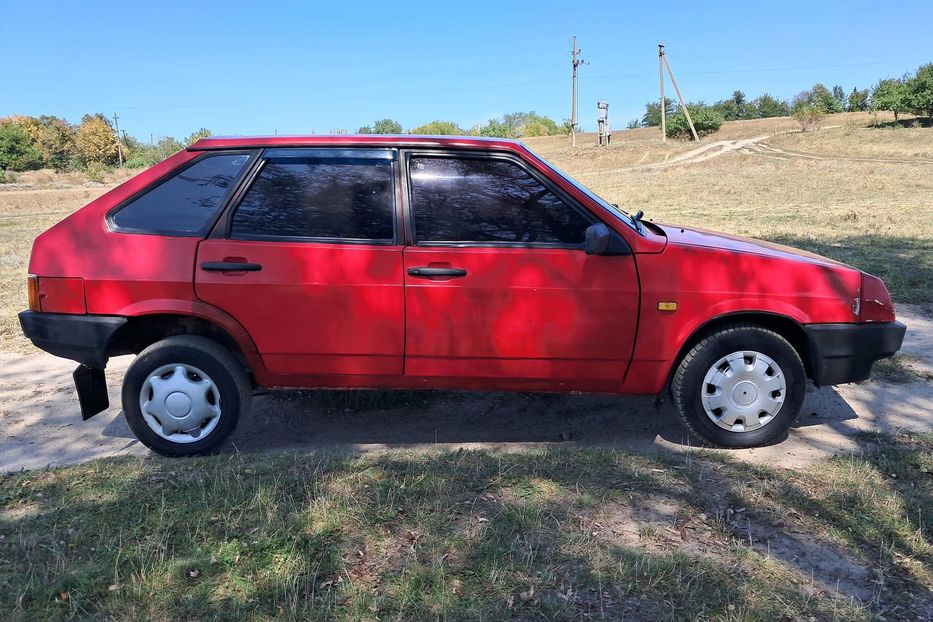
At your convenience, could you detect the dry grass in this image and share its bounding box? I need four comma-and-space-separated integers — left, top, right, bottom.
526, 111, 933, 305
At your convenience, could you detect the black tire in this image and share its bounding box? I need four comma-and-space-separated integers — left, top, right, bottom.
122, 335, 250, 457
671, 324, 806, 448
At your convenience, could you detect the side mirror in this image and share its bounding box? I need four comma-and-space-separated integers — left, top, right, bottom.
585, 223, 631, 256
585, 223, 611, 255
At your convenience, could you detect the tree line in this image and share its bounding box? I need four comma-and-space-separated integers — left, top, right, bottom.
356, 112, 571, 138
634, 61, 932, 138
0, 114, 210, 178
1, 61, 930, 176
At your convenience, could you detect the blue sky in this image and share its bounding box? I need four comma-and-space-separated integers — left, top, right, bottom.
1, 0, 930, 140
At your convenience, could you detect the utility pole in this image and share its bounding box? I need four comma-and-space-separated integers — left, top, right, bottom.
658, 45, 699, 142
112, 113, 124, 167
570, 36, 584, 147
658, 44, 667, 142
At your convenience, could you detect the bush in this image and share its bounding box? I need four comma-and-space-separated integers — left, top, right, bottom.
0, 169, 17, 184
0, 122, 43, 171
665, 105, 723, 139
793, 105, 825, 131
409, 120, 463, 135
84, 161, 111, 183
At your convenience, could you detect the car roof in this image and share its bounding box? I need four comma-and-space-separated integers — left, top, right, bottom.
189, 134, 528, 152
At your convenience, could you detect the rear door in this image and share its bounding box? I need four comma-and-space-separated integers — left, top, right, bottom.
401, 152, 639, 389
195, 148, 405, 377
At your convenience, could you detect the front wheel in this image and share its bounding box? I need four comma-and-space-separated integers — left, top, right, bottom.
671, 325, 806, 448
122, 336, 251, 456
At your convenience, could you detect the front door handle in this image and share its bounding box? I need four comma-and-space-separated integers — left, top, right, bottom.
201, 261, 262, 272
407, 266, 467, 278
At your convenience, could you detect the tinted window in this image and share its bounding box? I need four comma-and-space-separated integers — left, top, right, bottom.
231, 158, 395, 241
112, 154, 250, 235
409, 157, 591, 245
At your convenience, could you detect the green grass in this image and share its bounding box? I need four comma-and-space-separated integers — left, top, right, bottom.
3, 435, 932, 620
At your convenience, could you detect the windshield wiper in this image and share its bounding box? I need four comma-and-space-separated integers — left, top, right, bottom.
631, 209, 645, 233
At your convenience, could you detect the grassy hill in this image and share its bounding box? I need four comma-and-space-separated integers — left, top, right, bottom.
525, 112, 933, 304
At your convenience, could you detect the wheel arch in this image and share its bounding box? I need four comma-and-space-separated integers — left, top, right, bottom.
664, 311, 812, 395
107, 312, 261, 386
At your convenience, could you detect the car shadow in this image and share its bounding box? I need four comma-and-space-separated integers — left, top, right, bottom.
101, 384, 860, 455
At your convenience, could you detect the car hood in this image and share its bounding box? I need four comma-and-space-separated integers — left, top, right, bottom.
656, 223, 854, 271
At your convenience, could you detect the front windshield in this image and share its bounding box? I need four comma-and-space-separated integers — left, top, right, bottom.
524, 147, 640, 231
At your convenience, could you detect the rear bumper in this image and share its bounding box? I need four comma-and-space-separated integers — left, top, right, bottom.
18, 310, 125, 368
804, 321, 906, 386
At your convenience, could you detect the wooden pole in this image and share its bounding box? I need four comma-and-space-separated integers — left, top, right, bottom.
571, 36, 582, 147
663, 54, 700, 142
658, 44, 666, 142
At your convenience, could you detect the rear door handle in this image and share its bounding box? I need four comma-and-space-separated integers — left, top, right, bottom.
201, 261, 262, 272
407, 266, 467, 278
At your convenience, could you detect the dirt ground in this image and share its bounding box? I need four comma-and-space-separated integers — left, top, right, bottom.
2, 306, 930, 473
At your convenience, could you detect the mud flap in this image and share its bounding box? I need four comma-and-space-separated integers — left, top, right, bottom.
73, 364, 109, 420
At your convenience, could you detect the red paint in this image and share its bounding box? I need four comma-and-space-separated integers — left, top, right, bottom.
37, 277, 86, 314
26, 135, 899, 395
195, 239, 405, 376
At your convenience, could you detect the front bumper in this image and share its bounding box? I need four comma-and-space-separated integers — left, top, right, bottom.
804, 321, 907, 386
18, 310, 125, 368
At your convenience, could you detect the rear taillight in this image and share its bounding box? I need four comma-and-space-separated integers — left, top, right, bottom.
859, 272, 895, 323
27, 275, 40, 311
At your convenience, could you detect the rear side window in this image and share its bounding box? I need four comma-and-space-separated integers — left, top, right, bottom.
111, 153, 251, 235
408, 156, 591, 245
230, 157, 395, 242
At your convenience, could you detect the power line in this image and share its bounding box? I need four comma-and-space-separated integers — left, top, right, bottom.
0, 58, 923, 113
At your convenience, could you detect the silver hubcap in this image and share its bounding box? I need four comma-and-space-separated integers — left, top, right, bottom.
701, 351, 785, 432
139, 364, 222, 443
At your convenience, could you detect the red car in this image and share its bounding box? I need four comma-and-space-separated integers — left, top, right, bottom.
20, 135, 905, 456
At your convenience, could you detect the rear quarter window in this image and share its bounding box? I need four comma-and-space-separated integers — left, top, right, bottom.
110, 153, 251, 235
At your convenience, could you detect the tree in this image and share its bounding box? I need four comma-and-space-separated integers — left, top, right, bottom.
75, 113, 118, 165
847, 88, 869, 112
751, 93, 790, 118
906, 63, 933, 118
713, 91, 750, 121
357, 118, 403, 134
184, 128, 211, 147
409, 120, 463, 135
474, 118, 511, 137
37, 116, 76, 171
373, 118, 402, 134
872, 78, 909, 121
832, 85, 847, 111
0, 122, 43, 171
641, 98, 676, 127
793, 84, 842, 114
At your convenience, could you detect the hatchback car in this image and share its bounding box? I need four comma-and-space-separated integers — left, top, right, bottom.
20, 135, 906, 455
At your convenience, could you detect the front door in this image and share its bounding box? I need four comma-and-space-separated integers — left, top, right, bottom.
195, 148, 405, 377
401, 152, 639, 389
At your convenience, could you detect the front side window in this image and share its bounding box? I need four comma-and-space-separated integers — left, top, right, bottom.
408, 156, 591, 245
231, 157, 395, 241
111, 153, 251, 235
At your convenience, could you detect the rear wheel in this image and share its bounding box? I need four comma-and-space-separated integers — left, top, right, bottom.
122, 336, 250, 456
671, 324, 806, 448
